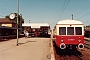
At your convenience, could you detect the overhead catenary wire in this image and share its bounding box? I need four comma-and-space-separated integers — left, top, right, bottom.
0, 15, 5, 17
75, 6, 90, 18
0, 0, 15, 17
59, 0, 70, 19
59, 0, 66, 16
0, 7, 11, 17
84, 21, 90, 23
77, 12, 90, 19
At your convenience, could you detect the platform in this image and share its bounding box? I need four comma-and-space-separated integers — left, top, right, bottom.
0, 37, 51, 60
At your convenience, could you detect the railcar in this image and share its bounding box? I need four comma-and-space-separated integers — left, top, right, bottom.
54, 19, 84, 49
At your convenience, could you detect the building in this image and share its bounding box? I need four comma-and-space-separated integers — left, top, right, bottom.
0, 18, 12, 27
0, 18, 17, 37
22, 23, 50, 37
0, 18, 16, 27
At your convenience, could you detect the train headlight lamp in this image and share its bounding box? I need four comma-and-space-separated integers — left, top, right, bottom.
78, 37, 81, 42
78, 39, 81, 42
61, 40, 64, 42
61, 37, 63, 39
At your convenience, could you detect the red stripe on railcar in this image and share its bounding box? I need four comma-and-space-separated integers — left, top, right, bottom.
55, 35, 84, 47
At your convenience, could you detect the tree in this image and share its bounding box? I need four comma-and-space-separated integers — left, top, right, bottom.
5, 13, 24, 28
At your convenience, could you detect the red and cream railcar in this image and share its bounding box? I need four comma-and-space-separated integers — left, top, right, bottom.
55, 19, 84, 49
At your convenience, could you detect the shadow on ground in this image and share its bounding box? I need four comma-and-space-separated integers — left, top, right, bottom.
18, 40, 37, 45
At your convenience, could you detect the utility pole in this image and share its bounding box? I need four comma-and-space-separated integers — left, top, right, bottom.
20, 14, 22, 34
29, 20, 30, 23
72, 14, 73, 20
16, 0, 19, 46
20, 14, 22, 28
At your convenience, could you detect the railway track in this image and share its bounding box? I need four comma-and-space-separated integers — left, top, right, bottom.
84, 39, 90, 49
76, 54, 83, 60
63, 54, 82, 60
53, 41, 83, 60
54, 53, 83, 60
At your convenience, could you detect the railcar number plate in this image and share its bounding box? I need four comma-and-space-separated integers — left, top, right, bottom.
68, 39, 75, 41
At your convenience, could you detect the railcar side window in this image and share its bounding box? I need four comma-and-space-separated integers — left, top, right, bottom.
67, 27, 74, 35
59, 27, 66, 35
75, 27, 82, 35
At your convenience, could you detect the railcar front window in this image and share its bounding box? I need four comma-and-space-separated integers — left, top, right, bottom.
75, 27, 82, 35
67, 27, 74, 35
59, 27, 66, 35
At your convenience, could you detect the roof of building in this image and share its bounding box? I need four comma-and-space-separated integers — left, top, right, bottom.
0, 18, 12, 23
22, 23, 50, 28
57, 19, 83, 25
22, 23, 50, 26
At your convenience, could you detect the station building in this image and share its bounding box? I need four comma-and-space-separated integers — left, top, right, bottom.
22, 23, 50, 37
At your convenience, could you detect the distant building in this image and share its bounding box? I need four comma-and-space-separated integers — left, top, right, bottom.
0, 18, 16, 27
22, 23, 50, 37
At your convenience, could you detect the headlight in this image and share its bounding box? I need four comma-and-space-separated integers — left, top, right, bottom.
78, 39, 81, 42
61, 40, 64, 42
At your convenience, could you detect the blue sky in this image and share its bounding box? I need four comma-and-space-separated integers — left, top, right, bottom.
0, 0, 90, 28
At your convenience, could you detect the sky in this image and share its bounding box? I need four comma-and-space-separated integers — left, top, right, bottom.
0, 0, 90, 28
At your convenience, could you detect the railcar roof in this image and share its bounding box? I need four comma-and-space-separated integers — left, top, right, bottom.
22, 23, 50, 26
57, 19, 83, 24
